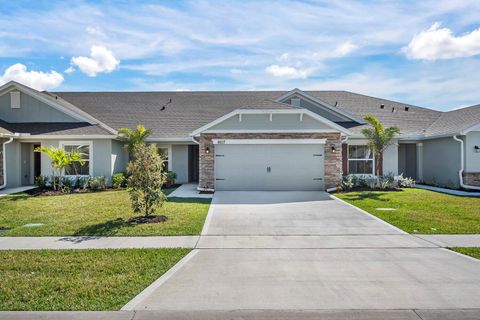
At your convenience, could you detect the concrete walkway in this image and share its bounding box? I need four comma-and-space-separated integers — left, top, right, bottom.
0, 185, 35, 197
168, 183, 213, 199
416, 184, 480, 197
0, 236, 199, 250
416, 234, 480, 247
2, 309, 480, 320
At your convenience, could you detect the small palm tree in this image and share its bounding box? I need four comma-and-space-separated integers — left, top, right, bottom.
34, 146, 85, 191
118, 125, 152, 157
361, 115, 400, 176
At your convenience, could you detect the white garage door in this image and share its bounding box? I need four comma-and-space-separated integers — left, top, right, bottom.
214, 141, 325, 191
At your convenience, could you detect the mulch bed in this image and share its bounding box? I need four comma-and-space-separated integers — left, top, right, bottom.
24, 188, 112, 197
128, 215, 168, 224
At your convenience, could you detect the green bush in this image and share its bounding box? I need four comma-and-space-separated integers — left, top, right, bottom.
35, 176, 49, 189
88, 176, 107, 191
112, 172, 127, 189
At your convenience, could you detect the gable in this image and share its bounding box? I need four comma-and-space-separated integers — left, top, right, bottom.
208, 113, 333, 131
0, 91, 81, 123
277, 89, 365, 124
191, 109, 352, 136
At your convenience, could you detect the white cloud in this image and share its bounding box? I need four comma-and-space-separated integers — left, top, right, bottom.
265, 64, 313, 79
71, 46, 119, 77
404, 22, 480, 60
334, 41, 357, 57
0, 63, 64, 91
64, 66, 75, 74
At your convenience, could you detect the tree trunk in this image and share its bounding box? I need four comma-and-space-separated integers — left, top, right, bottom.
376, 153, 384, 177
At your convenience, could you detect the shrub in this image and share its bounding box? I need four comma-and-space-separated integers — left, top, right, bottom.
60, 176, 75, 193
398, 174, 416, 188
88, 176, 107, 191
35, 175, 49, 189
127, 143, 166, 216
77, 176, 90, 190
166, 171, 177, 182
112, 172, 127, 189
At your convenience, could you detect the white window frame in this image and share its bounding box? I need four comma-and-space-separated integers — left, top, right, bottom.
59, 141, 93, 176
347, 144, 375, 175
156, 144, 172, 171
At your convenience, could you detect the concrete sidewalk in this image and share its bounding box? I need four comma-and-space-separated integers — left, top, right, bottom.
1, 234, 480, 250
2, 309, 480, 320
0, 236, 199, 250
416, 234, 480, 247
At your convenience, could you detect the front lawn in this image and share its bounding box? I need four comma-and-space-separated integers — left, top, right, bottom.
0, 248, 189, 310
450, 247, 480, 260
336, 188, 480, 234
0, 189, 210, 236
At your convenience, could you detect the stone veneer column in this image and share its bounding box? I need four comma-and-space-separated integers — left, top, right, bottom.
198, 132, 342, 190
463, 172, 480, 186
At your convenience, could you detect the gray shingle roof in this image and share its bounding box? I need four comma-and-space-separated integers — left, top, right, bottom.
0, 121, 110, 136
424, 104, 480, 137
53, 90, 478, 139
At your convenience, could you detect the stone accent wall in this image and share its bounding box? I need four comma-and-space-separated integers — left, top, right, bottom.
199, 132, 342, 190
463, 172, 480, 186
0, 138, 4, 186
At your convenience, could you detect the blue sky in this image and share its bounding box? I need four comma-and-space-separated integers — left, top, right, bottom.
1, 0, 480, 110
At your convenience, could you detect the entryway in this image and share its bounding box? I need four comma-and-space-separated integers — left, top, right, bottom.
20, 143, 41, 186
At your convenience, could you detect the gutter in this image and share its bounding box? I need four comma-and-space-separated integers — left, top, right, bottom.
453, 135, 480, 191
0, 135, 15, 190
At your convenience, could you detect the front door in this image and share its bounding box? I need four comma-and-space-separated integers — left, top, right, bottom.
33, 144, 41, 180
188, 145, 199, 182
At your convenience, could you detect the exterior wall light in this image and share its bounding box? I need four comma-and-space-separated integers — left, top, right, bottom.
205, 147, 210, 154
330, 144, 336, 153
475, 145, 480, 153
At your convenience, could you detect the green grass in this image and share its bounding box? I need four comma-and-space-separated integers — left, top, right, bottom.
0, 248, 190, 310
0, 188, 210, 236
450, 247, 480, 260
336, 188, 480, 234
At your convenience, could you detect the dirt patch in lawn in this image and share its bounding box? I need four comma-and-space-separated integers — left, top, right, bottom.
128, 215, 168, 224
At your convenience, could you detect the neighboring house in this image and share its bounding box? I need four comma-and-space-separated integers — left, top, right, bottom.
1, 81, 479, 191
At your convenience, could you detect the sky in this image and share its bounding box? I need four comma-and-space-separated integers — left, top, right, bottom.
1, 0, 480, 111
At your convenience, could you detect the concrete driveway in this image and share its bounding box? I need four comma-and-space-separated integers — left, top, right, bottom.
126, 191, 480, 312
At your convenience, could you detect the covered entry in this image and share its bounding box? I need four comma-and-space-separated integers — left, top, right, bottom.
214, 139, 325, 191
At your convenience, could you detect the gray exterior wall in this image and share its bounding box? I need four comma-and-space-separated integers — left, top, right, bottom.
171, 144, 189, 183
0, 91, 80, 123
465, 131, 480, 172
208, 113, 333, 131
422, 137, 461, 187
111, 140, 128, 174
383, 143, 398, 175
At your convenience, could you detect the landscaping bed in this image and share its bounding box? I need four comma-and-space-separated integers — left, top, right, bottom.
336, 188, 480, 234
0, 248, 189, 310
0, 189, 210, 236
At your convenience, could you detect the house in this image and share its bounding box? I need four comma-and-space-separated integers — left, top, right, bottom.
1, 81, 479, 191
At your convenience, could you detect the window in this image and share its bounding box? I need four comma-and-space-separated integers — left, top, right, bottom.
348, 145, 374, 174
60, 142, 92, 176
158, 147, 169, 171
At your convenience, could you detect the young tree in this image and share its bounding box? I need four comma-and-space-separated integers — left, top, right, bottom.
34, 146, 85, 191
127, 143, 166, 217
361, 115, 400, 176
118, 124, 152, 158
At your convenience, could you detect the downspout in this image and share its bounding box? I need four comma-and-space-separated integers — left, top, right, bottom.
453, 135, 480, 191
0, 136, 14, 190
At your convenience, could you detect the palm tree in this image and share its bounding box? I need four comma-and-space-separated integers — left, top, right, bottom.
118, 124, 152, 157
34, 146, 85, 191
361, 115, 400, 176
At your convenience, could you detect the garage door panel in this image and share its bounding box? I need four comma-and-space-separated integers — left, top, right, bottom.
215, 144, 324, 191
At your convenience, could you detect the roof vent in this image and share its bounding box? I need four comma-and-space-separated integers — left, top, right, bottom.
392, 107, 395, 112
380, 104, 385, 109
405, 106, 409, 111
291, 98, 301, 106
10, 91, 20, 109
334, 101, 338, 107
